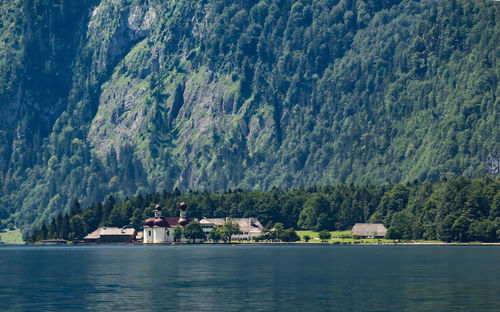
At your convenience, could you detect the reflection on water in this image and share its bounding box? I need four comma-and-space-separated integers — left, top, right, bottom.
0, 245, 499, 311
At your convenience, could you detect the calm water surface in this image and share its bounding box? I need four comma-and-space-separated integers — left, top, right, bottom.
0, 245, 499, 311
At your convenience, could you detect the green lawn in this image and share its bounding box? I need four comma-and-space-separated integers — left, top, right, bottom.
295, 230, 449, 244
0, 228, 24, 244
297, 230, 395, 244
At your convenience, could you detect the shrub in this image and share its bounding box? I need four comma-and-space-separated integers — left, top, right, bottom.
318, 230, 331, 242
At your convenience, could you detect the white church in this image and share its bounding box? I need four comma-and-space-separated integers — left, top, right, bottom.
143, 202, 264, 243
143, 202, 192, 243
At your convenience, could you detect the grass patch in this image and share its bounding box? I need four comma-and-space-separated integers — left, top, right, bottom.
0, 228, 24, 244
297, 230, 352, 240
296, 230, 446, 244
297, 230, 394, 244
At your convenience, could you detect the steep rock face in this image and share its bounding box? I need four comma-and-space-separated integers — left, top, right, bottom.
0, 0, 498, 233
88, 78, 149, 156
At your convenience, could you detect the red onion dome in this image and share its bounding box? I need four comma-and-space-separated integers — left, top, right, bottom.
153, 217, 169, 227
144, 217, 155, 227
154, 204, 162, 211
178, 218, 188, 226
179, 202, 187, 211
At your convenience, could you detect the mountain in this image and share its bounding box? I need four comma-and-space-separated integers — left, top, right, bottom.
0, 0, 498, 232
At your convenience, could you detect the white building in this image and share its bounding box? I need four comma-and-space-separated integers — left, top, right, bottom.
143, 202, 192, 244
199, 217, 264, 241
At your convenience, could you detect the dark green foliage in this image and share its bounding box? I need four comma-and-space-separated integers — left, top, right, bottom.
298, 194, 330, 230
254, 228, 273, 242
318, 230, 331, 242
208, 227, 223, 242
280, 228, 300, 242
272, 222, 284, 239
221, 221, 241, 243
182, 221, 206, 243
27, 176, 500, 243
386, 210, 414, 240
173, 225, 183, 242
254, 222, 299, 242
0, 0, 499, 234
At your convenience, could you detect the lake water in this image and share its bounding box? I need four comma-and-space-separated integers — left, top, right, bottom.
0, 245, 499, 311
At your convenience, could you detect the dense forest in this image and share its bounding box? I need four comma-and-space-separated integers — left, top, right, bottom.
28, 176, 500, 243
0, 0, 498, 233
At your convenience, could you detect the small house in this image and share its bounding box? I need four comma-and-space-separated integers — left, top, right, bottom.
351, 223, 387, 238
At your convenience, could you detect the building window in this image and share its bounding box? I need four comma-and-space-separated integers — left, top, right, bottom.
149, 230, 151, 236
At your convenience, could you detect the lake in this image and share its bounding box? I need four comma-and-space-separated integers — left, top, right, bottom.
0, 245, 499, 311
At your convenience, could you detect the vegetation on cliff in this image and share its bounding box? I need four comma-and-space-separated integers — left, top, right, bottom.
0, 0, 498, 232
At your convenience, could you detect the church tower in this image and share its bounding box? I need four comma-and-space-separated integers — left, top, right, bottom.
178, 202, 188, 226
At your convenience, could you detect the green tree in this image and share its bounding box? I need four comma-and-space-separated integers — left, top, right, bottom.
221, 221, 241, 243
469, 219, 496, 242
255, 228, 272, 242
36, 223, 48, 242
173, 225, 183, 242
59, 214, 71, 240
303, 234, 311, 242
208, 227, 223, 242
496, 218, 500, 241
273, 222, 284, 239
69, 215, 86, 240
439, 214, 457, 242
183, 221, 205, 243
318, 230, 331, 242
386, 210, 414, 240
69, 198, 82, 217
315, 213, 332, 231
490, 192, 500, 219
452, 213, 472, 242
280, 228, 300, 242
298, 194, 330, 229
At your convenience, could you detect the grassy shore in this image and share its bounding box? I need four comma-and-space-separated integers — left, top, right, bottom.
296, 230, 444, 244
0, 228, 24, 244
205, 231, 450, 245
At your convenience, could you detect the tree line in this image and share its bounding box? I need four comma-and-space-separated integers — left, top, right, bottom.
27, 176, 500, 243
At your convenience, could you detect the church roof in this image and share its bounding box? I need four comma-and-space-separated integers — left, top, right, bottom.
164, 217, 193, 227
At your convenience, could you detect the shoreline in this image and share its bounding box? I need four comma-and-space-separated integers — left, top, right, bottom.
3, 241, 500, 246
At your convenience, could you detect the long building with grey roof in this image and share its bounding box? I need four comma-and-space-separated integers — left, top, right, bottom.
351, 223, 387, 238
83, 227, 136, 243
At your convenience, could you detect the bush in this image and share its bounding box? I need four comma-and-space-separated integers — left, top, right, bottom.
318, 230, 331, 242
280, 228, 300, 242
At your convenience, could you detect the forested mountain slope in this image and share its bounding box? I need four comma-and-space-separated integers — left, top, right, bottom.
0, 0, 498, 232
